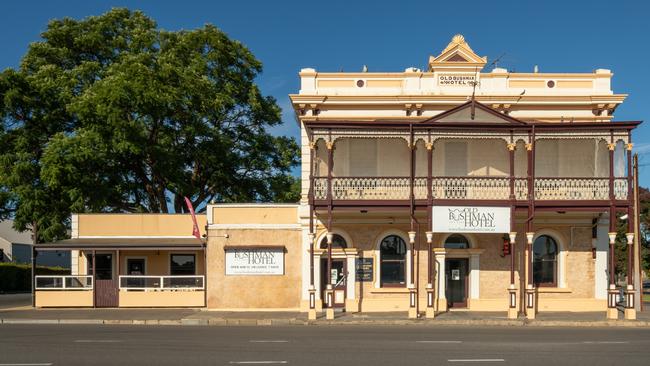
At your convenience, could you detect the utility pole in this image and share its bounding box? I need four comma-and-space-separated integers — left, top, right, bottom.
31, 221, 38, 308
633, 154, 642, 311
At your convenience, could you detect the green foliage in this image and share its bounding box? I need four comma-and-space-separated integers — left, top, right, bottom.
0, 8, 299, 241
0, 263, 69, 292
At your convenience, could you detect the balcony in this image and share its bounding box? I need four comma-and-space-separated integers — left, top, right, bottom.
313, 176, 628, 202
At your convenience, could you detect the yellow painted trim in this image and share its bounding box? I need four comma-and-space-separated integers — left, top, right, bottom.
537, 287, 573, 293
509, 80, 546, 88
317, 80, 356, 88
290, 94, 627, 103
369, 288, 410, 294
556, 80, 593, 88
366, 79, 403, 88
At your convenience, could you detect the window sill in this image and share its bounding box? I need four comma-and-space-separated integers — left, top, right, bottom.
536, 287, 572, 293
370, 287, 410, 294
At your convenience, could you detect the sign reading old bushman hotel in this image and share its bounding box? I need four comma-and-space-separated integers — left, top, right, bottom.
34, 35, 640, 321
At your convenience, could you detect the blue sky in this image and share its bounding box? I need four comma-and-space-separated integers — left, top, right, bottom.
2, 0, 649, 184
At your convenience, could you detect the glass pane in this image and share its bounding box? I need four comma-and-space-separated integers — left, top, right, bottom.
65, 276, 92, 289
170, 254, 196, 275
127, 259, 145, 275
88, 254, 113, 280
534, 261, 556, 285
163, 276, 203, 289
120, 277, 161, 289
380, 235, 406, 260
533, 236, 558, 260
319, 234, 348, 249
380, 261, 405, 285
444, 234, 469, 249
36, 277, 62, 288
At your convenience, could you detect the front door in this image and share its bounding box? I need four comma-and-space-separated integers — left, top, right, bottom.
445, 258, 469, 308
321, 258, 347, 308
88, 253, 119, 307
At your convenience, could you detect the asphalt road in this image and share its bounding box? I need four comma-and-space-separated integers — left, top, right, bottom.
1, 324, 649, 365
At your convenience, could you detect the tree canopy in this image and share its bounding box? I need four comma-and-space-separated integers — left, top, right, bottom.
0, 8, 299, 241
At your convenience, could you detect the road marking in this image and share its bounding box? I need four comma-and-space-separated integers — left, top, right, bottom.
249, 340, 289, 343
0, 364, 54, 366
582, 341, 629, 344
228, 362, 287, 365
448, 359, 505, 363
417, 340, 463, 344
74, 340, 122, 343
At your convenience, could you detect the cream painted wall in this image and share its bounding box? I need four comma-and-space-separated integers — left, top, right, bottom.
76, 214, 207, 238
206, 228, 302, 310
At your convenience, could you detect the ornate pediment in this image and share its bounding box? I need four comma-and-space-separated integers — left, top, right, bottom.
423, 101, 527, 124
428, 34, 487, 71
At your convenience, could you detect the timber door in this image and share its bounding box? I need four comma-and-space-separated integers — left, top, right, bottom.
445, 258, 469, 308
321, 258, 347, 308
89, 253, 119, 307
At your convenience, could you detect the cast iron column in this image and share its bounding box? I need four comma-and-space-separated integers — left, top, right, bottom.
325, 138, 334, 320
624, 139, 636, 319
606, 138, 618, 318
308, 142, 317, 319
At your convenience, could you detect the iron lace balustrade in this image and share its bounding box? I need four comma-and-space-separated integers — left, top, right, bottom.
313, 177, 426, 200
312, 176, 626, 201
534, 177, 628, 201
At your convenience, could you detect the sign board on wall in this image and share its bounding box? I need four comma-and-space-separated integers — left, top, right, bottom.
355, 258, 373, 282
225, 247, 284, 275
432, 206, 510, 233
437, 74, 476, 87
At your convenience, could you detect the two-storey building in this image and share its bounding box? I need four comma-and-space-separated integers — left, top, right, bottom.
292, 34, 638, 320
33, 35, 639, 321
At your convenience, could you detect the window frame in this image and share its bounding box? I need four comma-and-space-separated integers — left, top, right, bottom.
379, 235, 408, 288
169, 253, 197, 276
319, 234, 348, 250
86, 252, 114, 280
532, 235, 558, 288
444, 234, 470, 249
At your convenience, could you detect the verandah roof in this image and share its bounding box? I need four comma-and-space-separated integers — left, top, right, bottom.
34, 237, 205, 251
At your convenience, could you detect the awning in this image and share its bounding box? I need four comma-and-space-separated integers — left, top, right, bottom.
34, 237, 205, 251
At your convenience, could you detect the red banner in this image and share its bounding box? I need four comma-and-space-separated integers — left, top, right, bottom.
184, 196, 202, 240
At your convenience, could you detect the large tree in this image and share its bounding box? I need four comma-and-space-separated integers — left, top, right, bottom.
0, 8, 299, 241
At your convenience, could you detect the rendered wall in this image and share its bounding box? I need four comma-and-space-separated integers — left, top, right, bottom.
76, 214, 207, 237
35, 291, 93, 307
207, 205, 302, 310
119, 291, 204, 307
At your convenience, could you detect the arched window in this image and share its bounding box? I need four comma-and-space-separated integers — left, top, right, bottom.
379, 235, 407, 287
533, 235, 558, 287
319, 234, 348, 249
444, 234, 470, 249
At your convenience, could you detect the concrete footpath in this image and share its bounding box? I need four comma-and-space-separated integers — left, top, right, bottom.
2, 307, 650, 327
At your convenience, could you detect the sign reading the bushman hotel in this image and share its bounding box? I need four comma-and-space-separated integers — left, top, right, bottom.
433, 206, 511, 233
225, 248, 284, 275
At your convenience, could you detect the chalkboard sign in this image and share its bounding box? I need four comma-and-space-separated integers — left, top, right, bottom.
355, 258, 373, 282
